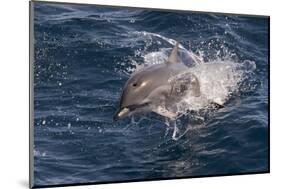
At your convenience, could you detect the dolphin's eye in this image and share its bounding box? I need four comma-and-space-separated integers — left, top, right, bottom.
132, 83, 138, 87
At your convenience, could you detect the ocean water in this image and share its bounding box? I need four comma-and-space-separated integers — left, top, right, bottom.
32, 2, 269, 187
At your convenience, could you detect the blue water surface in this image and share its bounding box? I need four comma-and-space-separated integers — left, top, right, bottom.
32, 2, 269, 186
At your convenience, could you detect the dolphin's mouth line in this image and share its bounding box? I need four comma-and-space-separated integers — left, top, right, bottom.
125, 102, 150, 111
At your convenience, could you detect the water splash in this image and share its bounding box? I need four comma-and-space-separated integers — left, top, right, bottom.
119, 31, 257, 140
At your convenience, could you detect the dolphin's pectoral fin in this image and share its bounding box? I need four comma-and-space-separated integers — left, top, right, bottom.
170, 73, 200, 97
167, 42, 179, 64
153, 106, 177, 119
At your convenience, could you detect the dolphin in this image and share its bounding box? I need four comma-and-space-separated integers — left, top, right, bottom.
114, 42, 201, 120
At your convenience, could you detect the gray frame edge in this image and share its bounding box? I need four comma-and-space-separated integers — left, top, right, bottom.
29, 1, 35, 188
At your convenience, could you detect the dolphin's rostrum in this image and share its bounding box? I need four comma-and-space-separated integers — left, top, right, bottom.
114, 42, 200, 120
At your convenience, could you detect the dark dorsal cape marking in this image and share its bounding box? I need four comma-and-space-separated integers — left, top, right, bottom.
167, 42, 179, 64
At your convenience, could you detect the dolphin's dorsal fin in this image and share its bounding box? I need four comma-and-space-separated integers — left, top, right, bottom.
167, 42, 179, 64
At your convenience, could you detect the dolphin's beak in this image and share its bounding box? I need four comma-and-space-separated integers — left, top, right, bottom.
113, 107, 130, 121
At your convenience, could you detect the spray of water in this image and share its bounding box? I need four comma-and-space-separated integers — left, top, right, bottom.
118, 31, 257, 140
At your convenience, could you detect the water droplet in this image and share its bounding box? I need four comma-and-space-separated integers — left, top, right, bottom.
58, 82, 62, 86
42, 120, 46, 125
98, 127, 102, 133
67, 123, 71, 129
